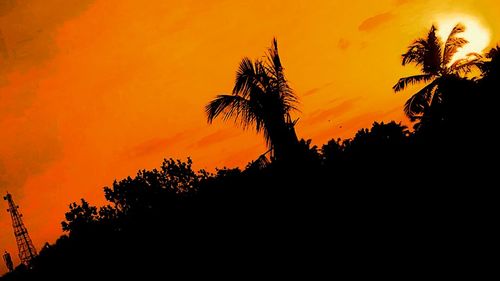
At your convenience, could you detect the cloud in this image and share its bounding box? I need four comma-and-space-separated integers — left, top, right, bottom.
191, 129, 239, 148
0, 0, 97, 129
123, 131, 193, 159
312, 105, 409, 144
338, 38, 351, 50
0, 0, 97, 195
303, 82, 334, 97
0, 0, 15, 16
312, 111, 382, 142
221, 143, 262, 168
0, 0, 95, 75
303, 87, 321, 97
304, 98, 360, 126
358, 12, 395, 32
0, 117, 62, 194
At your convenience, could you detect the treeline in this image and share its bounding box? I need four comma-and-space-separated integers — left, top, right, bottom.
2, 119, 495, 279
2, 32, 499, 279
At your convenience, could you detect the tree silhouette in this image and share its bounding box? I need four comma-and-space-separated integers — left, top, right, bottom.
103, 157, 204, 216
321, 121, 410, 169
393, 24, 482, 120
205, 38, 300, 161
480, 45, 500, 82
473, 45, 500, 141
61, 199, 98, 234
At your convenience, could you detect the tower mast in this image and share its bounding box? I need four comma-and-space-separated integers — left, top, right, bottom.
4, 193, 37, 266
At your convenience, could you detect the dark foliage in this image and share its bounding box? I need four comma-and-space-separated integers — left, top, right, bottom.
2, 40, 499, 281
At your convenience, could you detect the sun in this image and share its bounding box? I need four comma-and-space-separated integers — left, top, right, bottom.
435, 14, 491, 64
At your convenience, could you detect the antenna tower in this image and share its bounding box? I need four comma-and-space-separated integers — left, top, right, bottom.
3, 193, 37, 266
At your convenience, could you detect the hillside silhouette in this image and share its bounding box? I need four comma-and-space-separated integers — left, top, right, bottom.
1, 26, 497, 279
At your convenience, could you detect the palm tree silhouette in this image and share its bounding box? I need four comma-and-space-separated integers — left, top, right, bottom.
393, 24, 482, 120
206, 38, 300, 161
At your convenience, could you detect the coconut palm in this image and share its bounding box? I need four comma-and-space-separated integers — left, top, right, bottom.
394, 24, 482, 120
205, 38, 299, 161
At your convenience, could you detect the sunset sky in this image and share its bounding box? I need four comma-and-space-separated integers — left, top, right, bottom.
1, 0, 499, 270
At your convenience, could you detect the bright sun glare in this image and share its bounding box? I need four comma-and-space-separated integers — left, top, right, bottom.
436, 14, 491, 64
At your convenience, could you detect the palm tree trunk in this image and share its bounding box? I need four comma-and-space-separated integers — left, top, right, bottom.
267, 115, 299, 162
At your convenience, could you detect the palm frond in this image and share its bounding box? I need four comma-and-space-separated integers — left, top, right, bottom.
233, 57, 268, 99
447, 23, 466, 40
404, 80, 439, 118
206, 95, 251, 126
422, 25, 443, 74
233, 57, 254, 95
205, 94, 269, 141
206, 94, 240, 123
393, 74, 435, 92
443, 38, 468, 66
443, 24, 468, 66
402, 39, 427, 66
246, 152, 271, 171
449, 53, 483, 74
401, 26, 443, 74
263, 38, 299, 113
268, 37, 283, 71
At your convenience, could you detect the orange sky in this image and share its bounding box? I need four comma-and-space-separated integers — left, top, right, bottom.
1, 0, 499, 271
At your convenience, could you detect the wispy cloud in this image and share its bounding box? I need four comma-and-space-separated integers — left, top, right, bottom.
124, 131, 192, 159
303, 82, 334, 97
358, 12, 395, 32
0, 0, 15, 17
304, 97, 360, 126
0, 0, 97, 118
191, 129, 239, 148
312, 111, 382, 142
